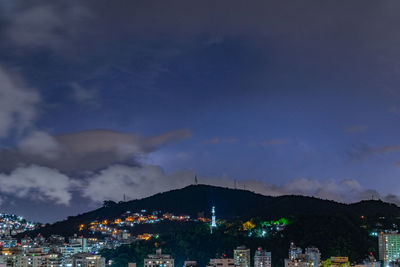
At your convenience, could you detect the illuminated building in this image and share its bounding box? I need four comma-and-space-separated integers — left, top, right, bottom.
206, 258, 235, 267
329, 257, 350, 267
34, 235, 45, 246
359, 254, 381, 267
70, 253, 105, 267
0, 237, 18, 248
284, 259, 308, 267
254, 247, 271, 267
144, 249, 174, 267
0, 253, 15, 267
12, 249, 63, 267
305, 247, 320, 267
46, 252, 63, 267
284, 243, 307, 267
379, 233, 400, 266
68, 236, 88, 252
288, 243, 303, 260
21, 237, 33, 247
234, 246, 250, 267
60, 237, 90, 266
47, 235, 65, 246
184, 261, 197, 267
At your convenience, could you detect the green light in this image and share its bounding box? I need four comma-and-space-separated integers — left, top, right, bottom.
261, 217, 291, 227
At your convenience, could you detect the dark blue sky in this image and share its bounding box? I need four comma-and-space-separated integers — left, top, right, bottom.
1, 1, 400, 221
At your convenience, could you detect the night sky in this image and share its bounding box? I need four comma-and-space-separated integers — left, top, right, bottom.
1, 1, 400, 222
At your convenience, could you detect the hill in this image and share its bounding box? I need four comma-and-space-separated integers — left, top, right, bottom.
23, 184, 400, 237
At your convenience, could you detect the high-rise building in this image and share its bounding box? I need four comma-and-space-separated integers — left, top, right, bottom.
379, 233, 400, 266
289, 243, 303, 260
206, 258, 235, 267
70, 253, 105, 267
46, 252, 63, 267
68, 236, 88, 252
284, 243, 308, 267
254, 247, 271, 267
234, 246, 250, 267
305, 247, 321, 267
12, 249, 63, 267
144, 249, 174, 267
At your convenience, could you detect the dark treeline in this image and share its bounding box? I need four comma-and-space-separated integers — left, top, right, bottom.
21, 185, 400, 239
101, 214, 378, 267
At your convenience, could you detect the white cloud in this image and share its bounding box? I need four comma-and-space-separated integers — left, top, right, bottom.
0, 165, 75, 205
0, 66, 40, 138
0, 163, 397, 208
18, 131, 62, 160
0, 129, 192, 172
82, 165, 192, 202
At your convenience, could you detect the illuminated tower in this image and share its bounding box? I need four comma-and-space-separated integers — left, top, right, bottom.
210, 206, 216, 233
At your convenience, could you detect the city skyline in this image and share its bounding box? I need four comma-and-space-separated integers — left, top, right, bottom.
1, 1, 400, 221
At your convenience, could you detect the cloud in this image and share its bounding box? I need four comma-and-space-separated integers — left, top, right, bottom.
70, 82, 100, 107
78, 164, 400, 207
347, 142, 400, 159
18, 131, 62, 160
0, 129, 192, 173
0, 66, 40, 138
177, 152, 192, 161
4, 4, 91, 50
82, 165, 192, 202
260, 138, 288, 146
203, 176, 400, 206
0, 165, 75, 205
0, 162, 398, 209
2, 0, 382, 54
391, 106, 400, 115
204, 137, 238, 144
346, 124, 367, 133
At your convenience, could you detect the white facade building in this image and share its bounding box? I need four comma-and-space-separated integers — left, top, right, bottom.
254, 248, 271, 267
144, 249, 174, 267
234, 246, 250, 267
70, 253, 105, 267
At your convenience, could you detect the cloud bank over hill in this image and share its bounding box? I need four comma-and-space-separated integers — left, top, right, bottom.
0, 64, 397, 217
